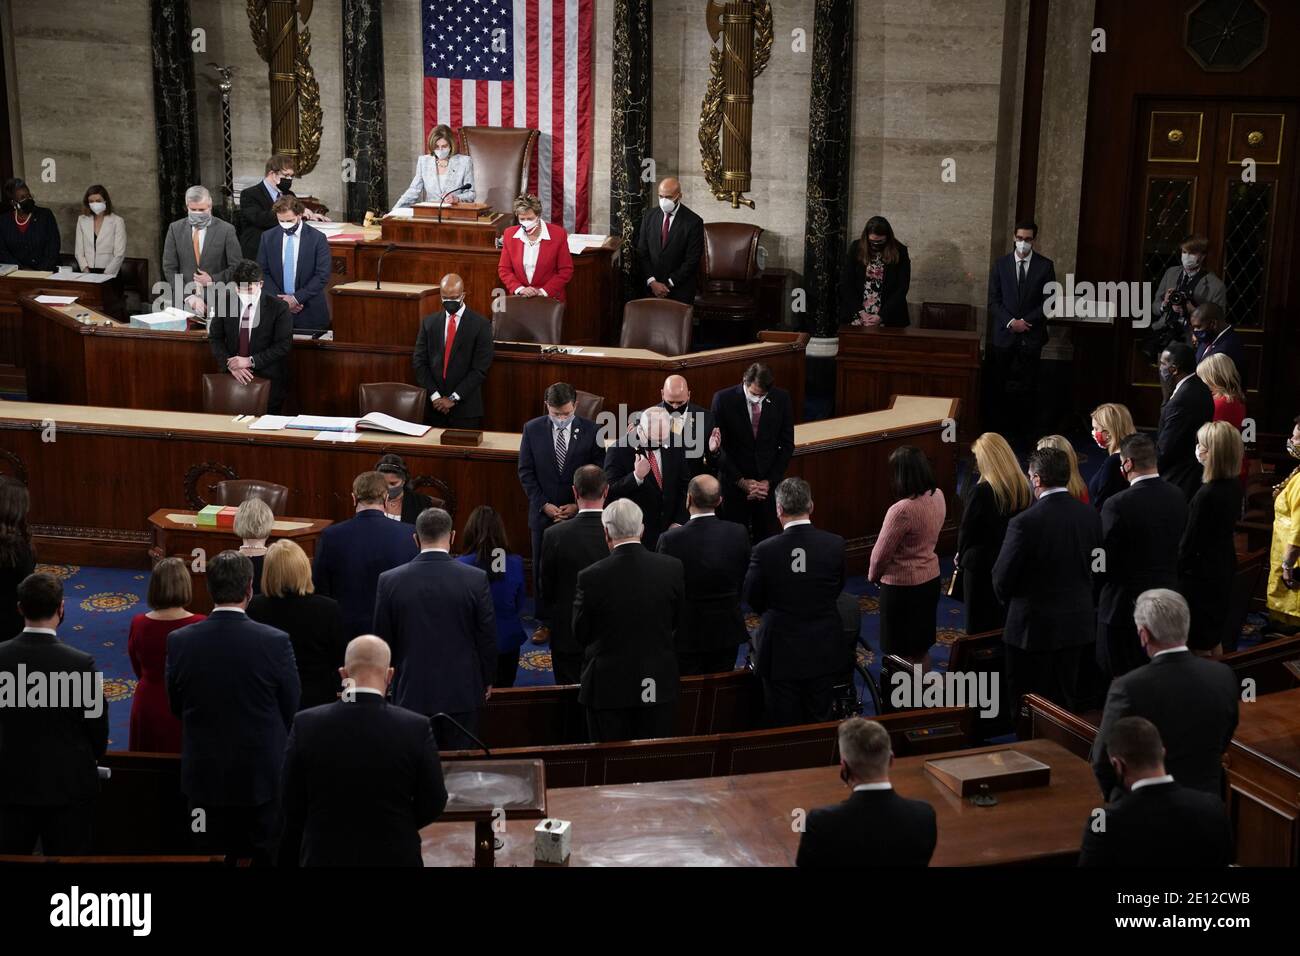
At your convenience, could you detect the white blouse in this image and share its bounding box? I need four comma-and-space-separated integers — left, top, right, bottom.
513, 220, 551, 287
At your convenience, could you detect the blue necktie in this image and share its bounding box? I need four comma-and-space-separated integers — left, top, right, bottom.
283, 233, 296, 295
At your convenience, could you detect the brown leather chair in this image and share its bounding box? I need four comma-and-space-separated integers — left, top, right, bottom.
575, 390, 604, 419
919, 301, 977, 331
456, 126, 540, 214
201, 373, 271, 416
619, 298, 694, 355
211, 480, 290, 515
358, 382, 429, 422
693, 223, 764, 340
495, 296, 565, 343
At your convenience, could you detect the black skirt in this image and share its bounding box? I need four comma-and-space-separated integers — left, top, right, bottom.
879, 576, 941, 660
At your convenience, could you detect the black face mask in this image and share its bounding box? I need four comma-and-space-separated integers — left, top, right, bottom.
14, 198, 34, 213
442, 299, 462, 313
278, 177, 294, 193
868, 240, 885, 251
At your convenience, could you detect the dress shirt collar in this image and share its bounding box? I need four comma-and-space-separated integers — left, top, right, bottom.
1152, 646, 1190, 659
578, 507, 604, 514
348, 685, 386, 697
1037, 486, 1070, 499
210, 606, 247, 615
611, 539, 641, 551
1210, 325, 1234, 347
1130, 774, 1175, 792
783, 518, 812, 529
689, 512, 716, 520
420, 546, 450, 554
853, 782, 892, 792
1129, 472, 1159, 485
21, 627, 57, 636
1014, 249, 1033, 268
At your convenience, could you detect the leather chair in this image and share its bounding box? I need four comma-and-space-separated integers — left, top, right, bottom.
919, 301, 977, 331
358, 382, 429, 422
619, 298, 694, 355
693, 223, 764, 341
118, 257, 151, 318
211, 480, 290, 515
202, 373, 271, 416
456, 126, 540, 214
575, 390, 604, 419
495, 296, 565, 344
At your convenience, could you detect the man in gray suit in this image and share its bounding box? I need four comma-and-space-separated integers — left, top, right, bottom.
161, 184, 243, 315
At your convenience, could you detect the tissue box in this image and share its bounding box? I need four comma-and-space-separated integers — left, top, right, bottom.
534, 818, 571, 865
215, 506, 238, 528
195, 504, 224, 526
129, 309, 189, 332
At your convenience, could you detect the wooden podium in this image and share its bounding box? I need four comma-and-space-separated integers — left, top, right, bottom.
380, 205, 508, 249
329, 281, 442, 345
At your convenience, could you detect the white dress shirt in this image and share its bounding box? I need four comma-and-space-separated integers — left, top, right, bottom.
429, 306, 465, 403
852, 782, 892, 792
514, 220, 552, 292
1129, 774, 1175, 791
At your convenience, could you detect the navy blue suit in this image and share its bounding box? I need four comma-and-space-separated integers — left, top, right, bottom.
373, 551, 497, 751
988, 251, 1056, 436
1195, 326, 1247, 386
257, 221, 333, 331
312, 510, 419, 639
517, 414, 604, 587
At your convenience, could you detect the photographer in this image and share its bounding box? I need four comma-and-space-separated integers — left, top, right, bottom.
1145, 235, 1226, 361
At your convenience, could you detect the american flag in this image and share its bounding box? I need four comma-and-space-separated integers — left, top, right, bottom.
422, 0, 594, 233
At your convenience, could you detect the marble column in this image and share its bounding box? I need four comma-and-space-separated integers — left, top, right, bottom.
802, 0, 854, 343
343, 0, 389, 220
150, 0, 200, 247
610, 0, 653, 301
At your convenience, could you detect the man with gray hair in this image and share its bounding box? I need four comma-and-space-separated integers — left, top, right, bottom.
796, 718, 937, 867
572, 498, 685, 741
1090, 588, 1238, 800
744, 478, 847, 726
161, 184, 243, 312
604, 404, 690, 550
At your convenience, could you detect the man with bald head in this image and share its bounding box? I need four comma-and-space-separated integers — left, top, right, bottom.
604, 405, 690, 550
279, 635, 449, 866
657, 474, 752, 674
635, 177, 704, 305
658, 374, 724, 478
413, 272, 494, 427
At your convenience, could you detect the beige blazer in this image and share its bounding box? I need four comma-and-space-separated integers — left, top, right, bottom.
74, 213, 127, 275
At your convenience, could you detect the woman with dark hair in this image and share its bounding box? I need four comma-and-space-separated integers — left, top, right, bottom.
375, 453, 433, 524
838, 215, 911, 328
868, 446, 946, 662
0, 178, 61, 271
456, 505, 528, 686
74, 184, 127, 275
128, 557, 203, 751
0, 477, 35, 639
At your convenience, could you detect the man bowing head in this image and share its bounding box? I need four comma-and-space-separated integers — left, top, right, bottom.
413, 272, 495, 429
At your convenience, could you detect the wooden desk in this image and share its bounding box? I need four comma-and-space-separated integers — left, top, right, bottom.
0, 395, 958, 573
837, 325, 982, 439
328, 281, 441, 345
147, 509, 332, 614
1225, 687, 1300, 867
440, 758, 546, 867
417, 738, 1096, 867
18, 296, 808, 431
1, 274, 119, 369
380, 209, 507, 248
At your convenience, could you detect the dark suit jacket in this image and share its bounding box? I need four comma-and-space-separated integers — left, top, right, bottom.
603, 441, 690, 550
1088, 452, 1127, 512
987, 251, 1056, 350
573, 543, 684, 709
537, 511, 609, 656
1090, 649, 1238, 798
709, 384, 794, 487
373, 551, 497, 716
796, 788, 937, 867
955, 479, 1021, 574
247, 593, 347, 709
279, 694, 448, 866
238, 180, 293, 258
1157, 375, 1216, 500
0, 630, 108, 806
837, 240, 911, 327
166, 610, 300, 806
312, 510, 419, 638
657, 515, 751, 655
635, 203, 704, 304
744, 524, 846, 681
0, 207, 60, 271
1195, 326, 1247, 386
207, 291, 294, 410
992, 491, 1102, 651
412, 306, 494, 421
256, 222, 333, 331
517, 415, 604, 530
1095, 477, 1188, 626
1179, 478, 1243, 648
658, 400, 726, 477
1078, 781, 1232, 867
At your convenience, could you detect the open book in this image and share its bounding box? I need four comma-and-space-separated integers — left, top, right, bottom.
355, 412, 430, 437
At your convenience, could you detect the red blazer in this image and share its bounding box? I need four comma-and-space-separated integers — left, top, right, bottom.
498, 222, 574, 301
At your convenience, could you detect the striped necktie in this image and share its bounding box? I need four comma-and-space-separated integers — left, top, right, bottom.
554, 421, 568, 474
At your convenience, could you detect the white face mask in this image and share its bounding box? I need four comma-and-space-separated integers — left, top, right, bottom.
1182, 253, 1201, 270
659, 196, 677, 215
744, 387, 763, 405
279, 219, 299, 232
1195, 444, 1207, 464
1015, 239, 1032, 256
520, 217, 540, 233
434, 147, 451, 160
89, 201, 107, 215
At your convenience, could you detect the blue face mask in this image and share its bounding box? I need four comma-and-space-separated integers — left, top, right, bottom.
1159, 366, 1174, 385
1192, 328, 1209, 342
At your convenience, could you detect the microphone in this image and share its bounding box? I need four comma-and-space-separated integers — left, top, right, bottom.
374, 242, 396, 290
431, 712, 491, 755
437, 183, 473, 224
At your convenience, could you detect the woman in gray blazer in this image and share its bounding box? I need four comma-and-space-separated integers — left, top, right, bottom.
74, 184, 127, 275
390, 123, 476, 211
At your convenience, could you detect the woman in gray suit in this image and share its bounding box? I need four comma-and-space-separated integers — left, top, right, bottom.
390, 124, 476, 212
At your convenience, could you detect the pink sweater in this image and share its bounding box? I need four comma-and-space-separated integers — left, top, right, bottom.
868, 489, 946, 586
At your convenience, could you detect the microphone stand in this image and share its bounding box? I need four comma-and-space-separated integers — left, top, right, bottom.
374, 242, 396, 290
436, 184, 472, 224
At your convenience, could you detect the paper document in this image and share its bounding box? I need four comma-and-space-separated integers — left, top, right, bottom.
314, 430, 360, 443
50, 270, 114, 283
35, 295, 79, 305
286, 415, 358, 432
386, 208, 415, 219
248, 415, 292, 431
355, 411, 430, 437
567, 233, 608, 255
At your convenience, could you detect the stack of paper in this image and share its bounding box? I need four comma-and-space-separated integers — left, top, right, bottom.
35, 295, 79, 305
567, 233, 609, 255
285, 415, 358, 432
248, 415, 292, 431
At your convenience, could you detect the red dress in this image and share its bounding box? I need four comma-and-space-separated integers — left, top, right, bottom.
1213, 395, 1249, 486
128, 612, 204, 752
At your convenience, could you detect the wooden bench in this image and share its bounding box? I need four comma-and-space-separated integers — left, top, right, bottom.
0, 853, 224, 865
879, 629, 1010, 737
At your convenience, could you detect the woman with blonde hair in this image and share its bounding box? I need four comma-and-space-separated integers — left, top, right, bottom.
1036, 435, 1088, 504
234, 497, 275, 595
956, 433, 1032, 633
248, 540, 346, 708
1178, 421, 1245, 654
1088, 402, 1136, 511
390, 123, 476, 212
1198, 352, 1248, 486
497, 193, 574, 302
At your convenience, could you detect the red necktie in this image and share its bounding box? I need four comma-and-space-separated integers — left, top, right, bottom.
442, 311, 458, 377
238, 304, 253, 357
750, 399, 761, 437
660, 211, 670, 248
647, 449, 663, 488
